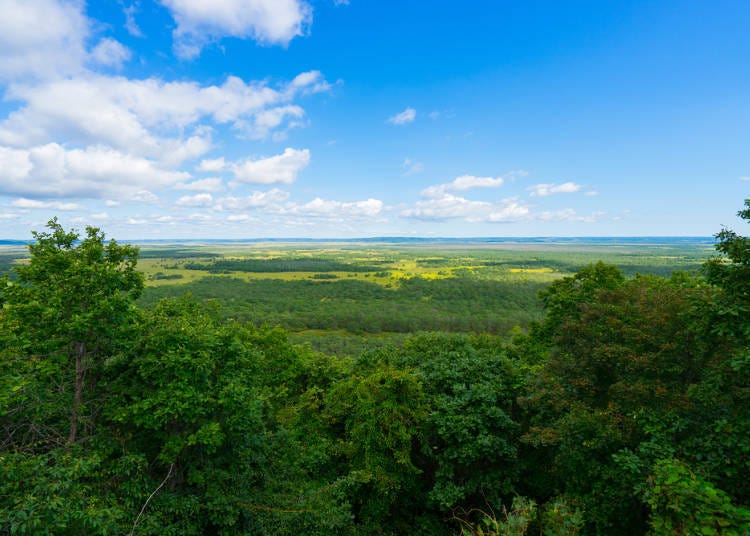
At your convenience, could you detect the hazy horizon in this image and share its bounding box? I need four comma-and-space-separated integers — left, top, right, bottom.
0, 235, 716, 245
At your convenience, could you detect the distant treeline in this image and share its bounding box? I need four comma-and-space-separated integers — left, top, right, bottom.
183, 257, 389, 273
137, 249, 218, 259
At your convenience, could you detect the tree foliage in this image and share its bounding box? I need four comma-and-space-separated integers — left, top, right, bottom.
2, 207, 750, 534
1, 218, 143, 451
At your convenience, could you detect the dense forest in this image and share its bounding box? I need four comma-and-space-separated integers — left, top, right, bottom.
1, 203, 749, 535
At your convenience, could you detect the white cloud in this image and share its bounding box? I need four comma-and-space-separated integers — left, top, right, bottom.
90, 212, 110, 220
231, 148, 310, 185
527, 181, 582, 197
123, 3, 144, 37
0, 69, 329, 216
129, 190, 159, 203
585, 190, 599, 196
0, 143, 188, 198
537, 209, 605, 223
0, 72, 329, 159
402, 158, 424, 176
403, 193, 532, 223
215, 189, 289, 210
487, 201, 531, 222
89, 38, 132, 69
0, 0, 89, 81
0, 71, 331, 194
176, 193, 213, 207
105, 199, 121, 207
286, 197, 383, 218
287, 70, 332, 95
197, 157, 226, 172
177, 178, 224, 191
740, 176, 750, 182
421, 174, 505, 198
10, 198, 81, 210
402, 193, 492, 221
237, 104, 305, 140
161, 0, 312, 59
0, 78, 208, 164
226, 214, 257, 222
388, 107, 416, 125
451, 175, 505, 190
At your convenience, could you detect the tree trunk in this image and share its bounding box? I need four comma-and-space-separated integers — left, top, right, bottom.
67, 342, 86, 445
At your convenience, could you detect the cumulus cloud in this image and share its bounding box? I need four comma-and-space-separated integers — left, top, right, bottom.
10, 198, 81, 210
402, 194, 492, 221
287, 70, 332, 95
285, 197, 383, 218
197, 158, 226, 172
176, 178, 224, 191
161, 0, 312, 59
0, 71, 329, 159
176, 193, 213, 207
128, 190, 160, 203
215, 189, 290, 210
388, 107, 416, 125
0, 143, 188, 199
239, 104, 306, 140
422, 174, 506, 198
487, 200, 531, 222
0, 0, 89, 81
0, 2, 333, 213
403, 193, 531, 223
527, 181, 582, 197
231, 148, 310, 185
89, 38, 132, 69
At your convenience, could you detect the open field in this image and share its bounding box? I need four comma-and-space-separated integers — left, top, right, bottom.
1, 238, 714, 356
130, 237, 714, 283
129, 238, 715, 355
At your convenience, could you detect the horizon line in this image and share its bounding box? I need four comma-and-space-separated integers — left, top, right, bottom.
1, 236, 717, 245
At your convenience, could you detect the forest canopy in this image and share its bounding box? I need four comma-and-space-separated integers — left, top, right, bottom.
1, 205, 749, 535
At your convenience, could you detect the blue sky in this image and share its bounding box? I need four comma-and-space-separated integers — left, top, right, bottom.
0, 0, 748, 238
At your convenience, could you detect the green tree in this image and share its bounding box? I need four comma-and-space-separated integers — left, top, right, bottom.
324, 358, 428, 533
644, 459, 750, 535
704, 198, 750, 340
1, 219, 143, 532
105, 297, 267, 533
522, 267, 724, 533
399, 334, 520, 512
1, 218, 142, 450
